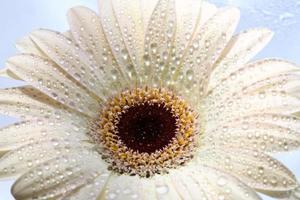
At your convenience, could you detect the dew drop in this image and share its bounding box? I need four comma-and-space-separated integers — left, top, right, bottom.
156, 185, 169, 194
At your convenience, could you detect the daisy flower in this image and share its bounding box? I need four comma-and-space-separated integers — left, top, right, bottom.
0, 0, 300, 199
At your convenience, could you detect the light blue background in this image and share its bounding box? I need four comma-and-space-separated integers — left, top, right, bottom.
0, 0, 300, 199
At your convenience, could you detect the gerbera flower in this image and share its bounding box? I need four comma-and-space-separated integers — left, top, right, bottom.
0, 0, 300, 199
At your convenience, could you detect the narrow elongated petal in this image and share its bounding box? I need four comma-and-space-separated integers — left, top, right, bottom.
0, 138, 92, 179
140, 0, 159, 31
0, 86, 81, 120
7, 54, 100, 118
62, 173, 111, 200
143, 0, 176, 86
198, 2, 218, 27
100, 0, 138, 84
16, 36, 46, 57
209, 28, 274, 90
207, 59, 299, 106
174, 0, 202, 57
288, 187, 300, 200
204, 121, 300, 152
205, 91, 300, 128
29, 29, 111, 101
0, 119, 89, 152
172, 7, 240, 103
12, 150, 109, 200
206, 112, 300, 133
101, 175, 156, 200
16, 31, 74, 57
0, 67, 21, 80
197, 148, 298, 196
113, 0, 145, 72
67, 6, 126, 95
169, 164, 261, 200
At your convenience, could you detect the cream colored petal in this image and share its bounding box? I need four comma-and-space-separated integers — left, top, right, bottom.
204, 91, 300, 129
12, 149, 108, 200
100, 175, 156, 200
0, 67, 22, 80
198, 2, 218, 27
167, 169, 208, 199
197, 148, 297, 197
174, 0, 202, 59
209, 28, 274, 90
172, 7, 240, 104
0, 138, 93, 179
16, 31, 74, 58
140, 0, 159, 32
287, 186, 300, 200
174, 1, 217, 58
16, 36, 45, 57
204, 121, 300, 153
205, 112, 300, 137
143, 0, 176, 86
206, 112, 300, 133
100, 0, 138, 84
67, 6, 125, 95
29, 29, 110, 101
62, 173, 111, 200
0, 119, 89, 152
0, 86, 84, 120
169, 164, 261, 200
7, 54, 100, 118
206, 59, 299, 106
152, 175, 183, 200
112, 0, 145, 74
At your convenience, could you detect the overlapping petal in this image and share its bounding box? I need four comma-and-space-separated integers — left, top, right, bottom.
197, 148, 298, 197
12, 149, 108, 200
0, 138, 93, 179
6, 54, 100, 117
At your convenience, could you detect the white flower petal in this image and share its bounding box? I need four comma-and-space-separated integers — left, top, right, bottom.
143, 0, 176, 86
152, 175, 182, 200
204, 121, 300, 152
198, 2, 218, 27
16, 31, 74, 57
112, 0, 145, 71
197, 148, 298, 197
140, 0, 159, 32
12, 150, 108, 200
0, 119, 89, 152
174, 0, 202, 57
209, 28, 274, 90
29, 29, 111, 101
0, 67, 21, 80
0, 138, 92, 179
100, 0, 139, 84
207, 59, 299, 105
0, 86, 83, 120
174, 1, 217, 57
205, 91, 300, 129
101, 175, 156, 200
62, 173, 111, 200
16, 36, 46, 57
287, 186, 300, 200
169, 164, 261, 200
172, 7, 240, 103
67, 6, 126, 96
7, 54, 100, 118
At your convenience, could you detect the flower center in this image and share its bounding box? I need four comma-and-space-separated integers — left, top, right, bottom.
92, 87, 197, 177
116, 103, 177, 153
